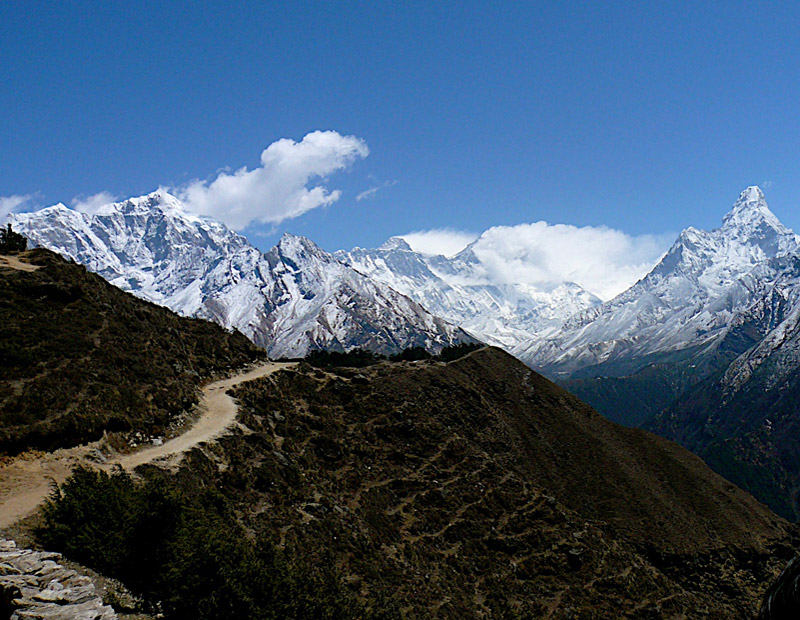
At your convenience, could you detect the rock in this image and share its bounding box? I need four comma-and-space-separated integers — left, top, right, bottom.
0, 539, 118, 620
85, 449, 107, 464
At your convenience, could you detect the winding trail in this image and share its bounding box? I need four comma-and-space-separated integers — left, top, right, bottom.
0, 361, 293, 530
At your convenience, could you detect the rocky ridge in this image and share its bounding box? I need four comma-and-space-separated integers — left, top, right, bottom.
9, 193, 473, 358
338, 237, 600, 349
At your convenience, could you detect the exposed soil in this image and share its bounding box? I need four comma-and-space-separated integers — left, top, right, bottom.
0, 254, 40, 272
0, 361, 293, 530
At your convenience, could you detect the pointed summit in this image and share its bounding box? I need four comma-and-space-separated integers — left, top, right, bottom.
736, 185, 765, 203
722, 186, 786, 234
274, 232, 330, 264
379, 236, 413, 252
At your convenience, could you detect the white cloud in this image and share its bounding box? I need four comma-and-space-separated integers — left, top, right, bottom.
356, 179, 398, 202
178, 130, 369, 230
466, 222, 672, 300
400, 228, 478, 257
71, 191, 117, 215
0, 194, 37, 222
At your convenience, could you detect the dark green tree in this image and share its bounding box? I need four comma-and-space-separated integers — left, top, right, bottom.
0, 224, 27, 253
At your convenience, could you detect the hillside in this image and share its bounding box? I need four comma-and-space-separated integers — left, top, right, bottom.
0, 248, 265, 453
152, 347, 795, 618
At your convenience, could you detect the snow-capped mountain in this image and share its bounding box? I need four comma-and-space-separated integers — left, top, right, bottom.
519, 186, 800, 375
9, 192, 475, 358
645, 252, 800, 520
337, 236, 600, 349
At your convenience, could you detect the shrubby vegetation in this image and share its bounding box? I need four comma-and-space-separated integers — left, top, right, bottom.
304, 348, 386, 368
0, 249, 264, 453
305, 342, 482, 368
40, 467, 400, 620
0, 224, 27, 253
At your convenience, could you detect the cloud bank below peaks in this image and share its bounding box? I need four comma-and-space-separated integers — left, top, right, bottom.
471, 223, 672, 300
404, 222, 672, 301
178, 130, 368, 230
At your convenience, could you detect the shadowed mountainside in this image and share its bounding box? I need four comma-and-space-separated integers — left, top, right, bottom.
0, 249, 265, 454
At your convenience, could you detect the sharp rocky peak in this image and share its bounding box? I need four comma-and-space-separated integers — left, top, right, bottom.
721, 186, 789, 236
275, 232, 330, 262
378, 236, 413, 252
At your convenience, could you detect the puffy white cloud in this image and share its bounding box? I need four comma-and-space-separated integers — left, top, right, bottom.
178, 130, 368, 230
400, 228, 478, 257
356, 179, 398, 202
466, 222, 672, 300
71, 191, 117, 214
0, 194, 37, 222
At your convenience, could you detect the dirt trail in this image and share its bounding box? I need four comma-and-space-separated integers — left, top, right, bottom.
0, 255, 40, 272
0, 361, 292, 530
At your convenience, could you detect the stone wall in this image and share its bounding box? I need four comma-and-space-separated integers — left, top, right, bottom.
0, 539, 116, 620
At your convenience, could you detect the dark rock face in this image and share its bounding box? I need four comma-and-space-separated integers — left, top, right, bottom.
168, 347, 796, 618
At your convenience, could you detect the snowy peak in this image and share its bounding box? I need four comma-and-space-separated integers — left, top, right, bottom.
379, 236, 413, 252
720, 185, 792, 250
95, 190, 185, 217
11, 195, 473, 358
725, 185, 768, 222
520, 186, 800, 373
274, 232, 331, 265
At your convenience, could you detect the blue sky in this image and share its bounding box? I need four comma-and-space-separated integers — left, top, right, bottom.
3, 1, 800, 256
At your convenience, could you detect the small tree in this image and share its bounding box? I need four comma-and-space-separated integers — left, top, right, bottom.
0, 224, 27, 253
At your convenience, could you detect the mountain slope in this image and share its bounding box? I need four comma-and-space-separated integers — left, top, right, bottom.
163, 347, 796, 618
521, 187, 798, 374
10, 192, 474, 358
521, 187, 800, 426
338, 236, 600, 349
648, 254, 800, 519
0, 248, 264, 453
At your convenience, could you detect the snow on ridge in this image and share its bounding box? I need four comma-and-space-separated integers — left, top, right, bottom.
337, 241, 601, 350
518, 187, 800, 373
10, 193, 473, 358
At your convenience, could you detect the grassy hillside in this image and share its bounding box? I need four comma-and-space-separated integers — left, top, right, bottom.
97, 346, 792, 618
0, 249, 265, 453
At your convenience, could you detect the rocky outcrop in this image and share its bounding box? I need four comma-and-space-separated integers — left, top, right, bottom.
0, 539, 116, 620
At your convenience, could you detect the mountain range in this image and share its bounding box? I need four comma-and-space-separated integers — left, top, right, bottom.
12, 185, 800, 518
521, 186, 800, 518
522, 186, 799, 377
2, 248, 793, 616
337, 237, 600, 348
9, 192, 474, 359
4, 188, 800, 616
